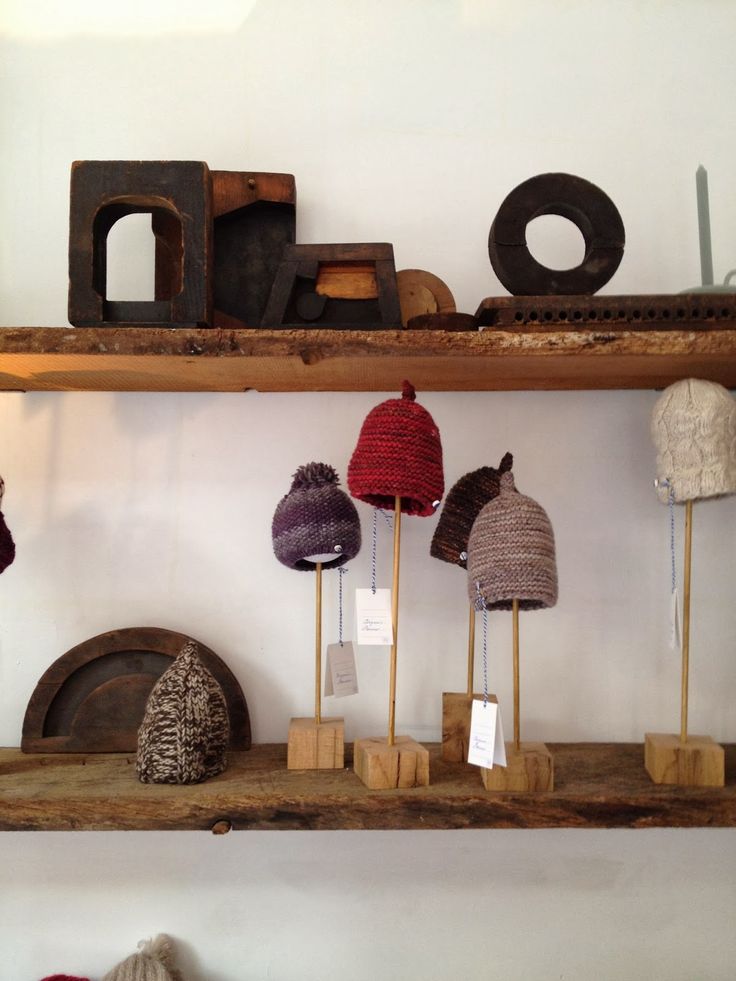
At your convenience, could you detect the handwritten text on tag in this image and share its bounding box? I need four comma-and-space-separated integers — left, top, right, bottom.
468, 698, 507, 769
355, 588, 393, 646
324, 642, 358, 697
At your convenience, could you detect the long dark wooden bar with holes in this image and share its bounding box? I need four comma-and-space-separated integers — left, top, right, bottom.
1, 743, 735, 831
0, 326, 736, 392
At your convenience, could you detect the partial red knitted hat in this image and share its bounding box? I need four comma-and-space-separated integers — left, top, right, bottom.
348, 380, 444, 516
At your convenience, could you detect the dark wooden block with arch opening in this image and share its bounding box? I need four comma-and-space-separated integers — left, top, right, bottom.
68, 160, 213, 327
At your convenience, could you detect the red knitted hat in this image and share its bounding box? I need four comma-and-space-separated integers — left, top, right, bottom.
348, 380, 444, 516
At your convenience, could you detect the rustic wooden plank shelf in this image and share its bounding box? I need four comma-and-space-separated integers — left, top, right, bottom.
1, 326, 736, 392
1, 743, 734, 831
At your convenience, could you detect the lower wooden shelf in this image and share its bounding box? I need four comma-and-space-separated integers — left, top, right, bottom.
1, 743, 734, 831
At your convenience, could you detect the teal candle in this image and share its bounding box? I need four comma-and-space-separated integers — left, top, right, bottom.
696, 164, 714, 286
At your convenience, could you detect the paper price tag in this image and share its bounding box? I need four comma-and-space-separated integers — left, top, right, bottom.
324, 642, 358, 698
468, 699, 507, 769
670, 589, 681, 651
355, 588, 393, 646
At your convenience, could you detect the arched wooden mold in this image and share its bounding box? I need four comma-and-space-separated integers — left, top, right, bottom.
21, 626, 251, 753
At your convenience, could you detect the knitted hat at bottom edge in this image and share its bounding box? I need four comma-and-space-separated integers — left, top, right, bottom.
102, 934, 183, 981
40, 976, 91, 981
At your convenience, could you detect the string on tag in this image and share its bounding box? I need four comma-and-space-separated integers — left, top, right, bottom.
370, 508, 394, 595
371, 509, 377, 594
655, 477, 680, 650
474, 581, 489, 706
338, 566, 347, 647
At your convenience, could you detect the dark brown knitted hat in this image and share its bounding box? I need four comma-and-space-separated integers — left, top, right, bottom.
136, 640, 229, 784
347, 380, 444, 516
430, 452, 513, 568
272, 462, 361, 571
467, 471, 558, 611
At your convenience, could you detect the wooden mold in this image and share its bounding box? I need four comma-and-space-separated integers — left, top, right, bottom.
211, 170, 296, 328
396, 268, 455, 326
21, 626, 251, 753
488, 172, 624, 296
476, 293, 736, 331
261, 244, 402, 329
68, 160, 213, 327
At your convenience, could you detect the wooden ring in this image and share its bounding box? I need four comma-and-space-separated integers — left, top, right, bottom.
488, 173, 625, 295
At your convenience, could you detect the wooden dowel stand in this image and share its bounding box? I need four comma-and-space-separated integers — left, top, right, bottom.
645, 499, 724, 786
315, 561, 322, 725
513, 598, 520, 751
354, 495, 429, 788
442, 602, 485, 762
387, 497, 401, 746
480, 597, 553, 793
467, 602, 475, 697
287, 561, 344, 770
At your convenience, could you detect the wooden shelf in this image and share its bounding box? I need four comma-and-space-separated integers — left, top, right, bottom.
2, 743, 734, 831
1, 326, 736, 392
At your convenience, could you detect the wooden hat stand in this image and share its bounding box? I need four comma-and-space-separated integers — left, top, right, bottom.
287, 560, 345, 770
442, 603, 493, 763
480, 599, 553, 793
645, 500, 724, 787
353, 497, 430, 789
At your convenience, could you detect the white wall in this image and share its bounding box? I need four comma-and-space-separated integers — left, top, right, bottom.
1, 2, 735, 979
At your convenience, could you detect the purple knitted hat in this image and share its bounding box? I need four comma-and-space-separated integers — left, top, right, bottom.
0, 477, 15, 575
272, 462, 362, 571
430, 452, 513, 568
467, 471, 558, 611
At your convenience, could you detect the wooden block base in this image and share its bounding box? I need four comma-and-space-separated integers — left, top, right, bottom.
442, 692, 497, 763
353, 735, 430, 789
644, 733, 725, 787
287, 717, 344, 770
481, 742, 554, 793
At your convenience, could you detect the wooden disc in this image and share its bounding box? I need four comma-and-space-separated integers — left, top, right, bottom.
397, 269, 456, 326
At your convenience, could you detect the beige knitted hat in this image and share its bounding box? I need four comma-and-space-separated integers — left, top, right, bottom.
466, 471, 558, 610
136, 640, 229, 784
651, 378, 736, 503
102, 935, 183, 981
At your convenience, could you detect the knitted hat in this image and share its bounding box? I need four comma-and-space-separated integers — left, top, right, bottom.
136, 640, 229, 784
347, 380, 444, 516
41, 976, 91, 980
431, 452, 513, 568
467, 471, 558, 611
272, 462, 361, 571
102, 935, 183, 981
651, 378, 736, 503
0, 477, 15, 574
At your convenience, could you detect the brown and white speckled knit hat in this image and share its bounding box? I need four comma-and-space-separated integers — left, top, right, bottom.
466, 471, 558, 610
136, 640, 229, 785
102, 935, 183, 981
430, 452, 513, 568
651, 378, 736, 503
272, 462, 361, 571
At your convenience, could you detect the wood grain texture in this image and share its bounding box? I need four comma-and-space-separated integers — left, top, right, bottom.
442, 692, 492, 763
481, 742, 554, 793
353, 736, 430, 789
645, 733, 725, 787
2, 743, 735, 831
287, 717, 344, 770
1, 326, 736, 392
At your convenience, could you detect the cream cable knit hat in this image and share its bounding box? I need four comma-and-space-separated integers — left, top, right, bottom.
651, 378, 736, 503
102, 935, 183, 981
